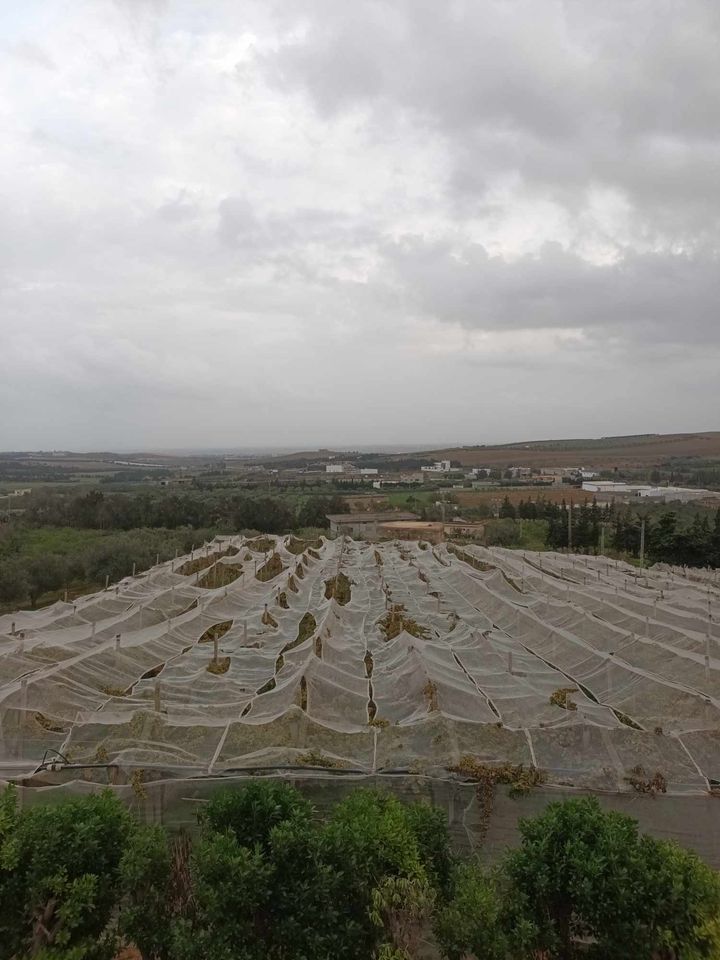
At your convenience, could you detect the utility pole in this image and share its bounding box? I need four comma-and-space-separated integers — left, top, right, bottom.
567, 501, 573, 552
639, 517, 646, 569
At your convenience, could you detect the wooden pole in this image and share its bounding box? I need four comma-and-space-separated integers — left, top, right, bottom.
639, 518, 646, 569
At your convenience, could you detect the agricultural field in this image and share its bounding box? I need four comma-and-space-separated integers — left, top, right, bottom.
412, 431, 720, 469
1, 534, 719, 859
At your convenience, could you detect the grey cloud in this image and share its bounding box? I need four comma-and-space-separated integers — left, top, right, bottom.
262, 0, 720, 238
381, 237, 720, 346
0, 0, 718, 449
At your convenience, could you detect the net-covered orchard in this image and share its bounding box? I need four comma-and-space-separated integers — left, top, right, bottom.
1, 535, 718, 797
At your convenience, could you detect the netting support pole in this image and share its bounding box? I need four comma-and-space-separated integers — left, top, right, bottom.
508, 651, 513, 675
154, 680, 161, 712
10, 621, 15, 636
639, 518, 645, 568
18, 677, 28, 759
213, 635, 219, 665
115, 634, 121, 651
244, 620, 248, 642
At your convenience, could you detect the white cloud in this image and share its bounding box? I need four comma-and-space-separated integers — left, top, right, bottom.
0, 0, 718, 449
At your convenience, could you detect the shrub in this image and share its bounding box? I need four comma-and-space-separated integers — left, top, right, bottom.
434, 862, 515, 960
119, 825, 173, 960
199, 782, 313, 853
504, 796, 720, 960
0, 786, 132, 960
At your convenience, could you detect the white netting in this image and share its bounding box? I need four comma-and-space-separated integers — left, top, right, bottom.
0, 537, 718, 793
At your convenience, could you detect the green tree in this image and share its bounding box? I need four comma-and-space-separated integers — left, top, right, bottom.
434, 862, 516, 960
499, 496, 516, 519
119, 825, 174, 960
0, 787, 133, 960
504, 796, 720, 960
199, 781, 313, 852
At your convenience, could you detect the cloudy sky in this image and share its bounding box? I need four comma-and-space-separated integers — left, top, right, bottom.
1, 0, 719, 451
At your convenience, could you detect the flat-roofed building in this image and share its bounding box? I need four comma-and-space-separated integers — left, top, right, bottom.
326, 511, 419, 538
378, 520, 446, 544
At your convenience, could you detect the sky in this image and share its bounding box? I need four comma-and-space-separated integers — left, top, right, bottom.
1, 0, 719, 452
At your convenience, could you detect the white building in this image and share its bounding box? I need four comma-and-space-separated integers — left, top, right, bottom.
421, 460, 452, 473
638, 486, 720, 503
582, 481, 652, 496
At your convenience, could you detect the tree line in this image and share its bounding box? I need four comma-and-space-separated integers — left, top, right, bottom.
1, 781, 718, 960
499, 497, 720, 566
0, 489, 347, 610
18, 489, 346, 534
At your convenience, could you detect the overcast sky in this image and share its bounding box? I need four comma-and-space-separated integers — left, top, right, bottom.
1, 0, 719, 452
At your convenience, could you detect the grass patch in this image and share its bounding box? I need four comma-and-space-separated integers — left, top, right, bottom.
422, 679, 439, 712
177, 547, 236, 577
255, 554, 285, 582
280, 612, 317, 654
368, 716, 389, 728
550, 687, 578, 711
324, 572, 352, 605
378, 603, 428, 641
199, 620, 234, 644
100, 684, 130, 698
286, 535, 322, 555
207, 656, 231, 675
198, 563, 243, 588
246, 536, 274, 553
277, 591, 289, 609
614, 709, 644, 730
625, 765, 667, 795
298, 612, 317, 644
296, 749, 343, 768
261, 609, 278, 628
33, 712, 67, 733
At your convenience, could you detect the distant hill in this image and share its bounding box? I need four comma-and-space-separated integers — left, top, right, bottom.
405, 432, 720, 469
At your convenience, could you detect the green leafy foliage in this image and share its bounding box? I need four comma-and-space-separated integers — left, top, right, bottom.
0, 787, 132, 960
504, 796, 720, 960
118, 825, 173, 960
434, 863, 515, 960
2, 783, 719, 960
199, 781, 313, 853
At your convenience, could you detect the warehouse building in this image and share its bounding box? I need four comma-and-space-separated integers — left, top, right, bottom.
326, 511, 419, 538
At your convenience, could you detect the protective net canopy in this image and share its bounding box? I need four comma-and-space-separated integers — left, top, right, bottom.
1, 537, 719, 796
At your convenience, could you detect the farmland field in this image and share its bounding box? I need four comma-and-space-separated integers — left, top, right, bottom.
410, 432, 720, 469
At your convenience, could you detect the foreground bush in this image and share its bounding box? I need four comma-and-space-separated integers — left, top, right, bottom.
1, 783, 719, 959
0, 786, 132, 959
504, 796, 720, 960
